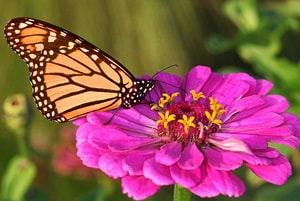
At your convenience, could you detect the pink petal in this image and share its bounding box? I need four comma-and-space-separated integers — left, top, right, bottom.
191, 181, 220, 198
76, 123, 95, 146
272, 113, 300, 148
246, 125, 293, 136
177, 143, 204, 170
155, 141, 181, 166
122, 175, 160, 200
213, 132, 269, 149
123, 152, 153, 175
204, 147, 243, 171
211, 76, 251, 105
98, 153, 127, 178
76, 124, 104, 168
259, 95, 289, 113
182, 66, 212, 98
76, 142, 101, 168
89, 126, 158, 151
72, 116, 87, 126
246, 154, 291, 185
271, 135, 300, 148
87, 109, 156, 135
253, 147, 280, 158
190, 166, 220, 197
208, 138, 252, 154
223, 112, 284, 131
284, 113, 300, 137
224, 72, 258, 96
143, 158, 174, 185
223, 95, 266, 122
253, 79, 273, 95
170, 164, 201, 188
208, 166, 245, 197
200, 72, 223, 97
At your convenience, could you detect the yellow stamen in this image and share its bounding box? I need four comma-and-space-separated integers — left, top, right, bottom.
159, 94, 171, 108
209, 98, 225, 113
190, 90, 205, 101
178, 115, 196, 133
156, 111, 176, 128
158, 93, 180, 108
170, 92, 180, 101
212, 119, 223, 128
151, 104, 159, 111
205, 97, 226, 128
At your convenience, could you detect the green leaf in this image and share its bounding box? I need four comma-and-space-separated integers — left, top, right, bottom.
1, 156, 36, 201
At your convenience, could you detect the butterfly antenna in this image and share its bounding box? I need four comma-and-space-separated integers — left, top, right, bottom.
152, 64, 178, 78
157, 80, 187, 95
150, 64, 188, 96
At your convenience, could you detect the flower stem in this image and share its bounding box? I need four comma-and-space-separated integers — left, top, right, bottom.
174, 184, 193, 201
16, 133, 29, 158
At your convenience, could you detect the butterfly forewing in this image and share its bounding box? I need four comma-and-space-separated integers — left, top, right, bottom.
4, 17, 154, 122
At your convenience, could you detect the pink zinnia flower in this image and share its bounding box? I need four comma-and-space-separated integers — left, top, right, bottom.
74, 66, 300, 200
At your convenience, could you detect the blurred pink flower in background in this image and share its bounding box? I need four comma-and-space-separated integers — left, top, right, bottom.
51, 126, 98, 179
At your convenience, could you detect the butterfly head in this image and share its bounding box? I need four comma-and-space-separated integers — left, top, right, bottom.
122, 79, 155, 109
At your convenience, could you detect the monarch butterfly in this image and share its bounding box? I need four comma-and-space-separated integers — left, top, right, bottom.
4, 17, 155, 123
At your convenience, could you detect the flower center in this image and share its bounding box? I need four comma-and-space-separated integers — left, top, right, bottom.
152, 90, 226, 149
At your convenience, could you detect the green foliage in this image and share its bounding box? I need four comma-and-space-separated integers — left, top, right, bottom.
208, 2, 300, 94
253, 177, 300, 201
208, 0, 300, 113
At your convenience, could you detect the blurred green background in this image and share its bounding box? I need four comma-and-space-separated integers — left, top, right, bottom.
1, 0, 300, 201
